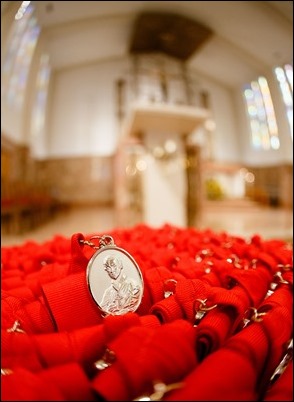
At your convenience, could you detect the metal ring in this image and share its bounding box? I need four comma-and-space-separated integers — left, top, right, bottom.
93, 348, 116, 371
79, 239, 98, 249
7, 320, 25, 334
101, 235, 115, 246
274, 271, 290, 285
246, 307, 267, 323
195, 298, 217, 312
90, 235, 114, 247
163, 279, 177, 298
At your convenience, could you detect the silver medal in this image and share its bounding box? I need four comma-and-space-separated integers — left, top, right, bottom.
85, 235, 144, 316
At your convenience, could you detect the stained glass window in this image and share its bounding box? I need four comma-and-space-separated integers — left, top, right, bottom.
31, 54, 51, 146
274, 64, 293, 140
243, 77, 279, 150
1, 2, 40, 110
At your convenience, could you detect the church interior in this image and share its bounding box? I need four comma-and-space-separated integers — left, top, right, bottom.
1, 1, 293, 401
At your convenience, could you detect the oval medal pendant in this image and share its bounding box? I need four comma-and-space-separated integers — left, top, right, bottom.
86, 240, 144, 316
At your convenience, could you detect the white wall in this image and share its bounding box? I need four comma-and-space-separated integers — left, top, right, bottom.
47, 59, 129, 158
199, 78, 240, 163
43, 59, 244, 162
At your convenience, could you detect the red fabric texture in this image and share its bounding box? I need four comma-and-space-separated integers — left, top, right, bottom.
194, 306, 237, 360
1, 364, 96, 401
1, 312, 160, 375
41, 271, 104, 331
1, 292, 55, 334
1, 224, 292, 401
165, 323, 270, 401
150, 278, 212, 322
92, 319, 197, 401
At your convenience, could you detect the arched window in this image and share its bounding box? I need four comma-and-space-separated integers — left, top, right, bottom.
243, 77, 279, 150
30, 53, 51, 157
274, 64, 293, 141
1, 2, 40, 110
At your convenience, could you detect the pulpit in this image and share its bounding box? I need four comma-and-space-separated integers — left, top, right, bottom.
115, 102, 209, 228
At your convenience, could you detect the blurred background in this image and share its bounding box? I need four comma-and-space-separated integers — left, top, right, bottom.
1, 1, 293, 245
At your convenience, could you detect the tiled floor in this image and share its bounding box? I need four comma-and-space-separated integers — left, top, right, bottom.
1, 201, 293, 247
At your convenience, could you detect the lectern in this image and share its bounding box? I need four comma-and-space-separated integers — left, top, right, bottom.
115, 102, 209, 228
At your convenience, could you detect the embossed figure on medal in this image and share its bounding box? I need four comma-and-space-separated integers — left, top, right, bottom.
81, 235, 144, 316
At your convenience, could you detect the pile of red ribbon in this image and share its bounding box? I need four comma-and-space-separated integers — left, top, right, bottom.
1, 223, 293, 401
